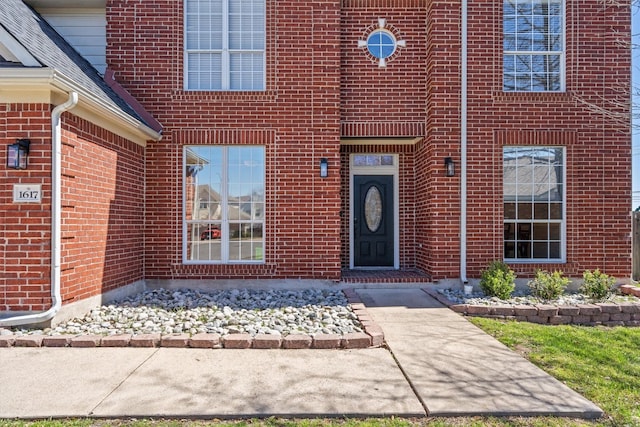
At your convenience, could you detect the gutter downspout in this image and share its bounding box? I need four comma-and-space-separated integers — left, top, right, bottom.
0, 92, 78, 328
460, 0, 468, 284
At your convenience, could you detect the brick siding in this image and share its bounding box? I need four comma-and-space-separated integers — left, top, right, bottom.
1, 0, 632, 312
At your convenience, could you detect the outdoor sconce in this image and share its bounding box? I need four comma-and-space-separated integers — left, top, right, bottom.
444, 157, 455, 177
320, 158, 328, 178
7, 139, 30, 170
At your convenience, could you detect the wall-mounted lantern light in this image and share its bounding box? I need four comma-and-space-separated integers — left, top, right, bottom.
444, 157, 455, 177
7, 139, 30, 170
320, 158, 328, 178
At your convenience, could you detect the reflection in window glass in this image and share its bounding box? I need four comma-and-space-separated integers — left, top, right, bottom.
184, 146, 265, 263
353, 155, 395, 167
503, 147, 564, 261
367, 30, 397, 59
503, 0, 563, 92
185, 0, 265, 90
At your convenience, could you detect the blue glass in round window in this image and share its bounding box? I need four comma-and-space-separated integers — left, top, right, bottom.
367, 30, 396, 59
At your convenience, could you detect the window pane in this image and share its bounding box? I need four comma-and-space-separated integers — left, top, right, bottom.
517, 223, 531, 240
517, 242, 531, 258
504, 203, 516, 219
184, 146, 265, 263
504, 241, 516, 258
534, 202, 548, 219
229, 223, 263, 261
187, 53, 222, 90
533, 242, 548, 258
504, 223, 516, 240
518, 203, 532, 219
504, 0, 563, 92
230, 53, 264, 90
550, 203, 562, 219
185, 0, 265, 91
503, 146, 564, 261
533, 222, 548, 240
549, 242, 561, 258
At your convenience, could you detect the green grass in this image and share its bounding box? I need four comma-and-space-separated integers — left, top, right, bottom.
468, 318, 640, 427
2, 321, 639, 427
0, 418, 602, 427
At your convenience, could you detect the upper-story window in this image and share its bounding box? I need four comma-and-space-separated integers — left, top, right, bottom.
185, 0, 265, 91
503, 0, 564, 92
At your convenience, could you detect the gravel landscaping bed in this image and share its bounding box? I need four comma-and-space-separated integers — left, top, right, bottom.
6, 288, 365, 338
437, 288, 640, 306
430, 284, 640, 326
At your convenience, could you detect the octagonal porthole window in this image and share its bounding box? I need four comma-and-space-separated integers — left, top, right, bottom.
358, 18, 406, 67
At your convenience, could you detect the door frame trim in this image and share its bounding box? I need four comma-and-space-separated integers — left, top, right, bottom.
349, 154, 399, 269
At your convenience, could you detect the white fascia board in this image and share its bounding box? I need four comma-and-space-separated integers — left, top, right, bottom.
0, 68, 161, 144
0, 26, 41, 66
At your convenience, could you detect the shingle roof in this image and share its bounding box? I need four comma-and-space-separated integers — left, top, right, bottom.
0, 54, 23, 67
0, 0, 161, 135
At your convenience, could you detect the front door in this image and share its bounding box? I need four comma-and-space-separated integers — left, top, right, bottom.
353, 175, 394, 267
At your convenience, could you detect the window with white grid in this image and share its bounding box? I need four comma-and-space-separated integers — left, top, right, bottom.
185, 0, 265, 91
184, 146, 265, 263
503, 147, 565, 262
503, 0, 564, 92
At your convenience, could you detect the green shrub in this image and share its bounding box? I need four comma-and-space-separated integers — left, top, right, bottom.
479, 261, 516, 300
528, 270, 570, 301
581, 269, 615, 301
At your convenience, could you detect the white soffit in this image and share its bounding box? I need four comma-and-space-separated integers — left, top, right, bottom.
0, 26, 40, 66
25, 0, 105, 8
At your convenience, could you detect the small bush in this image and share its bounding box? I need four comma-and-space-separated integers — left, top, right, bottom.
480, 261, 516, 300
528, 270, 570, 301
581, 269, 615, 301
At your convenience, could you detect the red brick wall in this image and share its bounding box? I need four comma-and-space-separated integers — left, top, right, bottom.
104, 0, 630, 282
59, 115, 146, 303
1, 104, 52, 311
0, 104, 145, 312
107, 0, 343, 280
464, 0, 632, 278
340, 0, 428, 131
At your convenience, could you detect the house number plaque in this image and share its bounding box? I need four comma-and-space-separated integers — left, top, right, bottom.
13, 184, 42, 203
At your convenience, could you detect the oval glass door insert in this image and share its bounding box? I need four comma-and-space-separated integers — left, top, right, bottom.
364, 186, 383, 232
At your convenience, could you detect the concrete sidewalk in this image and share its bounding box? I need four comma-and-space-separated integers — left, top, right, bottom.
0, 288, 603, 419
357, 288, 603, 418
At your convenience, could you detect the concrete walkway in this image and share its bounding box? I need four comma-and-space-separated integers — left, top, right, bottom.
0, 288, 602, 419
357, 288, 603, 417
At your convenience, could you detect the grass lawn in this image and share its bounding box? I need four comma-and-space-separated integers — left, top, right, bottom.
468, 318, 640, 427
1, 320, 638, 427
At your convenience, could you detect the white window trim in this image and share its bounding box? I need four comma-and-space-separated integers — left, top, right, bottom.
182, 146, 265, 265
183, 0, 266, 91
503, 146, 566, 264
349, 154, 400, 270
503, 0, 566, 92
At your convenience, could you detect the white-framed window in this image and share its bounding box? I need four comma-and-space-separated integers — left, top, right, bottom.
184, 146, 265, 263
185, 0, 265, 91
503, 0, 564, 92
503, 147, 565, 262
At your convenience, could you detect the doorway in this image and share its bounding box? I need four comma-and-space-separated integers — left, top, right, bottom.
353, 175, 394, 267
350, 154, 398, 269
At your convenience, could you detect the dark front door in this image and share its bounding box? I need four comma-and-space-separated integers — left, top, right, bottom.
354, 175, 394, 267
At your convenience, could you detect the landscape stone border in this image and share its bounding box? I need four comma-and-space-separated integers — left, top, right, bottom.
0, 289, 384, 350
423, 284, 640, 327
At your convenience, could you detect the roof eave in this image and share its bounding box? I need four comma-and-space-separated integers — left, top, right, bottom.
0, 67, 162, 145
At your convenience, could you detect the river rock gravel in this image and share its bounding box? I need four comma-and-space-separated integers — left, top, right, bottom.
12, 288, 364, 338
438, 288, 639, 306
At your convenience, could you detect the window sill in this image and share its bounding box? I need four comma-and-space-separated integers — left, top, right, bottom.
492, 91, 573, 103
172, 90, 278, 103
